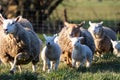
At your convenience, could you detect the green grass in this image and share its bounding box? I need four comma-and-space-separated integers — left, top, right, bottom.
50, 0, 120, 21
0, 34, 120, 80
1, 52, 120, 80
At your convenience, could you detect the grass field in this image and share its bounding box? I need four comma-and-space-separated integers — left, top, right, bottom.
0, 0, 120, 80
0, 34, 120, 80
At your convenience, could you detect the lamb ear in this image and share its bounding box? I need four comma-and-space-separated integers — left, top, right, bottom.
99, 21, 103, 25
43, 34, 47, 40
64, 21, 69, 27
110, 39, 114, 44
77, 21, 85, 28
52, 34, 58, 41
89, 21, 92, 26
14, 16, 22, 22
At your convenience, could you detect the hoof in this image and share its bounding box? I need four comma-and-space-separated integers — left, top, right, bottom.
9, 70, 14, 74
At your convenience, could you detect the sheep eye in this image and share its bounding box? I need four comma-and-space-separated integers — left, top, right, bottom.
11, 22, 15, 25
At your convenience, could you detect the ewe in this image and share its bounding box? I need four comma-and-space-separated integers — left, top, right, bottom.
41, 34, 61, 72
88, 21, 117, 56
0, 14, 42, 74
111, 40, 120, 57
69, 36, 93, 68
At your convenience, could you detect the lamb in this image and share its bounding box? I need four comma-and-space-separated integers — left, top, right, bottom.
111, 40, 120, 57
88, 21, 117, 56
0, 14, 42, 74
41, 34, 61, 73
58, 21, 95, 66
69, 36, 93, 68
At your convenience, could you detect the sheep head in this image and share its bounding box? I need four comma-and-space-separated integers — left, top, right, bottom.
0, 15, 22, 34
89, 21, 103, 38
43, 34, 57, 47
111, 40, 120, 57
69, 36, 84, 49
64, 21, 85, 37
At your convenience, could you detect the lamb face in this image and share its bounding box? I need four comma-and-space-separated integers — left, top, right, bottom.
69, 37, 84, 49
43, 34, 56, 47
89, 21, 103, 36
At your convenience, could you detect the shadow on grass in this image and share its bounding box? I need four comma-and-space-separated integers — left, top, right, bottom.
77, 55, 120, 73
0, 71, 43, 80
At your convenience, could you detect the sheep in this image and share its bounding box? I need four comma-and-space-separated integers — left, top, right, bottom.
16, 16, 34, 30
88, 21, 117, 40
0, 14, 42, 74
69, 36, 93, 68
111, 40, 120, 57
88, 21, 117, 56
41, 34, 61, 73
58, 21, 95, 66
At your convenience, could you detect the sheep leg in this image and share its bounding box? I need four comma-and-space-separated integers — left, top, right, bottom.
50, 61, 53, 70
18, 65, 22, 72
86, 61, 90, 68
32, 64, 36, 72
76, 62, 80, 68
43, 60, 46, 71
86, 56, 92, 68
10, 53, 22, 74
72, 59, 76, 68
54, 59, 59, 70
80, 58, 86, 67
47, 59, 51, 73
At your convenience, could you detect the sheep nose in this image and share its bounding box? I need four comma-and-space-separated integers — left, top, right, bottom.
4, 29, 8, 31
3, 29, 8, 34
47, 42, 50, 45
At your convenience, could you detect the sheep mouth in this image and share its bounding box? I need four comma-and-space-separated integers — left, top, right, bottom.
4, 31, 9, 35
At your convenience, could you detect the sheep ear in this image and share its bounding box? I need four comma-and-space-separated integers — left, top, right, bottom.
64, 21, 69, 27
110, 39, 114, 43
15, 16, 22, 22
89, 21, 92, 26
79, 37, 84, 40
0, 14, 4, 20
43, 34, 47, 40
0, 14, 4, 25
77, 21, 85, 28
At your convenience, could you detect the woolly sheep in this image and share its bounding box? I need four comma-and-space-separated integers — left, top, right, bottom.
69, 36, 93, 68
0, 14, 42, 74
88, 21, 117, 40
111, 40, 120, 57
88, 21, 116, 56
58, 21, 95, 66
41, 34, 61, 73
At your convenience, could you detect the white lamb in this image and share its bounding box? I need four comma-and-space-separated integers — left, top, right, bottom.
69, 36, 93, 68
111, 40, 120, 57
41, 34, 61, 72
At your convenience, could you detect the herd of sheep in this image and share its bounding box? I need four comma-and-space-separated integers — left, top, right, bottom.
0, 13, 120, 74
